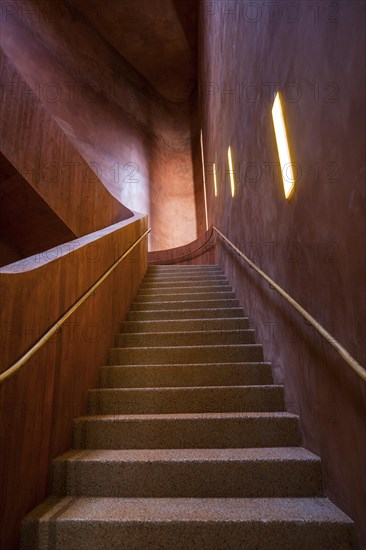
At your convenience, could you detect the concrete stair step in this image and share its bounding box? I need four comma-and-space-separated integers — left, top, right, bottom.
87, 385, 285, 414
131, 299, 240, 310
138, 284, 233, 295
127, 308, 245, 321
116, 329, 256, 347
73, 412, 301, 449
143, 274, 227, 283
141, 280, 230, 289
147, 265, 221, 273
52, 447, 323, 498
100, 362, 273, 388
21, 496, 356, 550
20, 263, 358, 550
109, 344, 263, 365
135, 291, 236, 302
120, 317, 249, 333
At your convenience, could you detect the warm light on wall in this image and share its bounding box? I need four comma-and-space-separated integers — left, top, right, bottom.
272, 92, 295, 199
227, 146, 236, 197
213, 162, 218, 197
200, 130, 209, 230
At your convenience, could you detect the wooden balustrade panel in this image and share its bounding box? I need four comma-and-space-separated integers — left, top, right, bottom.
0, 213, 148, 550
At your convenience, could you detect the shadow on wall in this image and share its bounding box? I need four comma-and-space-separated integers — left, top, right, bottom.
0, 0, 204, 251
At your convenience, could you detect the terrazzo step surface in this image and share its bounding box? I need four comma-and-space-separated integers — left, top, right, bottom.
73, 412, 301, 449
143, 274, 227, 283
127, 307, 245, 320
143, 269, 224, 275
141, 279, 230, 288
131, 298, 240, 310
21, 264, 356, 549
87, 385, 285, 414
116, 329, 256, 347
138, 284, 232, 294
52, 447, 323, 498
100, 362, 273, 388
135, 291, 236, 302
21, 497, 356, 550
120, 317, 250, 332
109, 344, 264, 364
146, 265, 222, 270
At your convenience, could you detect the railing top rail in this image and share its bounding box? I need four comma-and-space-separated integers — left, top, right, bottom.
149, 228, 214, 264
0, 228, 150, 385
213, 226, 365, 382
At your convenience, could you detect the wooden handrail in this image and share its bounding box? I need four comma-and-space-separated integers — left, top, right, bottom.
213, 226, 366, 381
0, 228, 151, 384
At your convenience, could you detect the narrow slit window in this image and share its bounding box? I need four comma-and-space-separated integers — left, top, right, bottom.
213, 162, 218, 197
228, 146, 236, 197
272, 92, 296, 199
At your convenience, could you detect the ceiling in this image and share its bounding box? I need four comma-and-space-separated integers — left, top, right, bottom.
68, 0, 199, 102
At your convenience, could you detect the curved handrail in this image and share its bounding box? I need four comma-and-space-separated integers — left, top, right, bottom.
0, 228, 151, 384
150, 228, 215, 264
213, 226, 366, 382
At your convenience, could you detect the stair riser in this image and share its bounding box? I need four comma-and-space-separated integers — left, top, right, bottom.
20, 258, 358, 550
147, 267, 221, 273
120, 318, 249, 333
138, 285, 232, 295
143, 276, 227, 283
127, 308, 245, 321
146, 264, 224, 274
73, 416, 301, 449
136, 292, 236, 302
109, 345, 264, 365
22, 521, 355, 550
116, 330, 256, 347
141, 280, 229, 289
53, 460, 323, 498
88, 387, 285, 414
131, 299, 240, 310
100, 363, 273, 388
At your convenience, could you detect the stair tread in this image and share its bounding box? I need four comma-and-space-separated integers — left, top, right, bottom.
140, 289, 230, 293
100, 363, 273, 388
132, 301, 241, 311
122, 317, 249, 327
24, 495, 352, 524
89, 384, 283, 393
102, 362, 271, 367
76, 411, 298, 421
21, 261, 357, 550
129, 308, 244, 312
142, 277, 227, 281
134, 299, 238, 304
111, 344, 262, 350
118, 329, 254, 336
127, 308, 245, 320
147, 266, 220, 267
147, 266, 221, 268
123, 317, 249, 322
55, 447, 319, 463
137, 289, 235, 301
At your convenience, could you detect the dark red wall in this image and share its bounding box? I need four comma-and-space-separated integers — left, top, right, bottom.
199, 0, 366, 546
0, 0, 205, 251
0, 49, 133, 246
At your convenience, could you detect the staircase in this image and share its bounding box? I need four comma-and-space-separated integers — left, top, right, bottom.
22, 265, 356, 549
